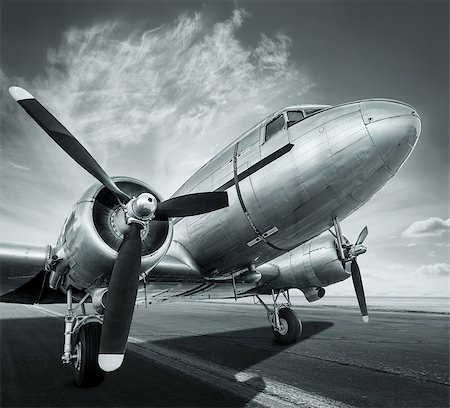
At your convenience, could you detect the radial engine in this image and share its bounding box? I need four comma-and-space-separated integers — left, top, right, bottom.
48, 177, 173, 292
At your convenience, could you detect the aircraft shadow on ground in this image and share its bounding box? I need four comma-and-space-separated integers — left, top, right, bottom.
0, 313, 333, 407
146, 320, 334, 405
152, 320, 334, 373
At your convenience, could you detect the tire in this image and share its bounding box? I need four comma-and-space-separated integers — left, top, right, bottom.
294, 314, 303, 340
73, 322, 105, 387
273, 308, 302, 345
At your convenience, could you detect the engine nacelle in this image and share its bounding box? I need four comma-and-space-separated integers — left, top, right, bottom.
290, 232, 350, 289
268, 233, 350, 296
55, 177, 173, 291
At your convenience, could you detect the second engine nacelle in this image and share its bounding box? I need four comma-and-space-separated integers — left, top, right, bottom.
267, 233, 350, 296
290, 233, 350, 288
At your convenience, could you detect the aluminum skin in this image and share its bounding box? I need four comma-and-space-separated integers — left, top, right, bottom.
171, 100, 420, 281
0, 99, 420, 301
55, 177, 173, 291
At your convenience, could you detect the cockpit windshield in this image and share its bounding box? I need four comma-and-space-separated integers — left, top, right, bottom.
303, 107, 326, 116
287, 105, 330, 127
287, 111, 304, 127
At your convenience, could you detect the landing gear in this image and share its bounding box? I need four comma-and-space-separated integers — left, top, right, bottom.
62, 288, 105, 387
256, 289, 302, 345
272, 308, 302, 344
73, 323, 105, 386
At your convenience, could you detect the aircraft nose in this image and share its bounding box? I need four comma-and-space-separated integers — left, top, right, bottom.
360, 100, 421, 172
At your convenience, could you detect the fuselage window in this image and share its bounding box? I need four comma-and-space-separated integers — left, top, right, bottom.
287, 110, 304, 127
265, 114, 285, 142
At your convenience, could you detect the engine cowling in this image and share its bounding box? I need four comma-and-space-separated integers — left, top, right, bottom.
290, 233, 350, 288
56, 177, 173, 291
267, 233, 350, 299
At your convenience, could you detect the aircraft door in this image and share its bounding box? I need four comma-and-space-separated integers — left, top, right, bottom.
230, 127, 272, 247
233, 125, 284, 252
247, 111, 299, 251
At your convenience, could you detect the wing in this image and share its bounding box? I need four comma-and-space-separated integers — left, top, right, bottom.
0, 242, 65, 303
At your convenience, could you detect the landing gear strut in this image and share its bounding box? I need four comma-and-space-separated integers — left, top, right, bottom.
62, 288, 105, 386
256, 289, 302, 345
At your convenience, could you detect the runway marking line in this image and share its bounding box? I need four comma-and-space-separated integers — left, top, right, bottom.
127, 335, 353, 408
28, 305, 353, 408
26, 304, 65, 318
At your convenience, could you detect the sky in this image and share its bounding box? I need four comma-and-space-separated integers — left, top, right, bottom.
0, 0, 448, 297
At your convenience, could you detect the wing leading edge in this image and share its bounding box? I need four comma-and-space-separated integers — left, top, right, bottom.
0, 242, 65, 303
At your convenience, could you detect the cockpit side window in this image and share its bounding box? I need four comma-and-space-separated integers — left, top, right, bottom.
287, 110, 304, 127
265, 114, 285, 142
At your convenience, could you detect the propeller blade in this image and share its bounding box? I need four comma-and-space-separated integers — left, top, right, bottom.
351, 260, 369, 323
98, 223, 142, 372
155, 191, 229, 219
356, 226, 368, 245
8, 86, 130, 203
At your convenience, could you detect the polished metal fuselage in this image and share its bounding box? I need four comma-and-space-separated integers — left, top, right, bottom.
0, 99, 421, 300
172, 99, 420, 279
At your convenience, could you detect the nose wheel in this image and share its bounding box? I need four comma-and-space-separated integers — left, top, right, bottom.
72, 322, 105, 387
256, 289, 302, 345
62, 288, 106, 387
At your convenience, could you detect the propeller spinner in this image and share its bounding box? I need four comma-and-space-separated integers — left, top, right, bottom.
9, 86, 229, 372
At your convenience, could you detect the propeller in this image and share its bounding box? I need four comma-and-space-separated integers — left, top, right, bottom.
8, 87, 130, 203
351, 259, 368, 323
356, 226, 368, 246
155, 192, 229, 219
332, 220, 369, 323
9, 86, 229, 372
8, 86, 228, 219
349, 226, 368, 322
98, 223, 142, 371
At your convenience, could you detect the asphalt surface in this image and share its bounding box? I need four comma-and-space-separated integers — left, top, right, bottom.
0, 301, 448, 407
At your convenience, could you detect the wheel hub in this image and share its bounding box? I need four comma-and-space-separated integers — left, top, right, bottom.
73, 339, 82, 371
277, 317, 289, 335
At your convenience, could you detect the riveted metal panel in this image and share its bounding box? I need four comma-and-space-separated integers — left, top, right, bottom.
172, 100, 419, 279
0, 243, 51, 295
259, 233, 349, 292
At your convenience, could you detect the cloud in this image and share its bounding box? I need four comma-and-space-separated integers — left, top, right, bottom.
0, 9, 313, 243
388, 263, 407, 272
401, 217, 450, 238
436, 242, 450, 248
8, 161, 30, 171
2, 9, 311, 186
416, 263, 450, 277
31, 8, 309, 152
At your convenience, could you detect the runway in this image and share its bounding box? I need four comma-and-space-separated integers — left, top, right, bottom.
1, 301, 448, 407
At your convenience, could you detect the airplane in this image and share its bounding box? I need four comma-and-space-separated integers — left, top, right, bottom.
0, 86, 421, 386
